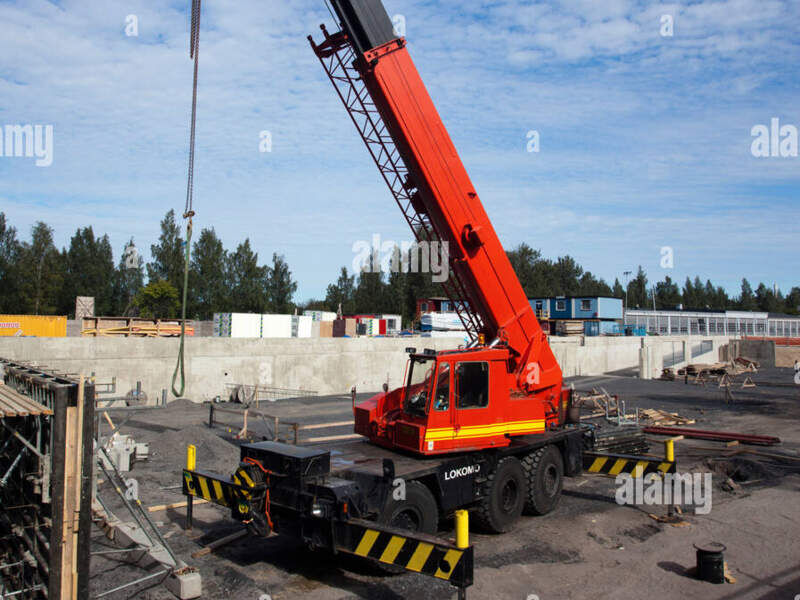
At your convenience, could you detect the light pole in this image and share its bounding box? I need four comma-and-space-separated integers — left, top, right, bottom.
623, 270, 632, 325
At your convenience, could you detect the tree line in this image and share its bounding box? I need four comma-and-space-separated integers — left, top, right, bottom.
1, 212, 797, 323
0, 211, 297, 320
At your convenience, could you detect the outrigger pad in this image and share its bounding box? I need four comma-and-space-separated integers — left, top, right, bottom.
329, 0, 398, 55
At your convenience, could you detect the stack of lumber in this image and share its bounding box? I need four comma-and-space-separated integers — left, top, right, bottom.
82, 317, 194, 338
678, 363, 729, 376
0, 385, 53, 417
640, 408, 695, 426
556, 320, 584, 336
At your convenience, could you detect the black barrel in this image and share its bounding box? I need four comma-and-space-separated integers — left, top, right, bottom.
694, 542, 726, 584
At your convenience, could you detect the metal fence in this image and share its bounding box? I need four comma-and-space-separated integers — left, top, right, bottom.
691, 340, 714, 359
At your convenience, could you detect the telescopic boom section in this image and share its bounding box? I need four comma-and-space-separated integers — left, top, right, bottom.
315, 0, 561, 392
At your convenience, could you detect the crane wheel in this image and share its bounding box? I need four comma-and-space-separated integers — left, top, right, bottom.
475, 456, 526, 533
522, 444, 564, 516
374, 481, 438, 573
378, 480, 438, 534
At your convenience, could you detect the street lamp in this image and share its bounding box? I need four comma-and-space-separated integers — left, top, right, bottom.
623, 270, 632, 325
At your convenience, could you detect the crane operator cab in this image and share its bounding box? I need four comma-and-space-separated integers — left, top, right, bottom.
354, 346, 567, 456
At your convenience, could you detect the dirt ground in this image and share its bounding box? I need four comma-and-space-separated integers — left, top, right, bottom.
89, 368, 800, 600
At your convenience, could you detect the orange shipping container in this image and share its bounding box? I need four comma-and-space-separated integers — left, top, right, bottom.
0, 315, 67, 337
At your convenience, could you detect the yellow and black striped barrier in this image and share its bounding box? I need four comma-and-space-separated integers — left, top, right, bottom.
335, 518, 473, 588
583, 452, 676, 477
182, 469, 251, 509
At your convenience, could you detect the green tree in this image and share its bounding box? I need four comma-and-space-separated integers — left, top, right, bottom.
738, 278, 757, 311
60, 227, 115, 316
134, 280, 180, 318
0, 213, 21, 313
627, 266, 648, 308
190, 228, 228, 319
655, 275, 681, 309
325, 267, 356, 314
113, 238, 145, 316
784, 287, 800, 315
611, 278, 625, 300
17, 222, 64, 315
578, 271, 612, 296
226, 239, 268, 313
552, 255, 583, 296
266, 253, 298, 314
147, 210, 185, 292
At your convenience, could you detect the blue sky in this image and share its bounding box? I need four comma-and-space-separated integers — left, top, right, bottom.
0, 0, 798, 301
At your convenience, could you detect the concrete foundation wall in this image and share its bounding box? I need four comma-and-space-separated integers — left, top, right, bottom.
0, 335, 735, 403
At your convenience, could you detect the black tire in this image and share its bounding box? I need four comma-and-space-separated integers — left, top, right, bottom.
374, 481, 438, 574
476, 457, 526, 533
378, 480, 438, 534
523, 445, 564, 516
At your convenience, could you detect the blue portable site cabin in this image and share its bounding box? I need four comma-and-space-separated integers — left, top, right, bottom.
529, 296, 623, 321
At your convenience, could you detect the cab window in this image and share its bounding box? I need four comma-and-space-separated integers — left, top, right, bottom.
456, 362, 489, 409
433, 363, 450, 411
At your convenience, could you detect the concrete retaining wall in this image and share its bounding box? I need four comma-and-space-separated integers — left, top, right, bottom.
0, 335, 734, 403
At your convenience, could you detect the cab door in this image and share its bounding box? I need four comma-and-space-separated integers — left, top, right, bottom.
423, 360, 454, 452
453, 361, 496, 446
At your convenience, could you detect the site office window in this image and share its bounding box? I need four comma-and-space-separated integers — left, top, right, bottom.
556, 300, 566, 312
580, 299, 591, 311
455, 362, 489, 409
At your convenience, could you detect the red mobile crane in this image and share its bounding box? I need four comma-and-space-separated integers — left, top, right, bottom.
183, 0, 593, 566
310, 1, 569, 456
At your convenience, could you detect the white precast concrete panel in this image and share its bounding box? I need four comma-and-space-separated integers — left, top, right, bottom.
262, 315, 293, 339
297, 316, 313, 338
230, 313, 263, 338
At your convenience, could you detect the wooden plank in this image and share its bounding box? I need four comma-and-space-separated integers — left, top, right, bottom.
148, 499, 209, 513
299, 421, 354, 431
305, 433, 362, 443
191, 529, 248, 558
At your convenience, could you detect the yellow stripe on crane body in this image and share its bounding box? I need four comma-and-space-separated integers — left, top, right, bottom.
424, 419, 545, 442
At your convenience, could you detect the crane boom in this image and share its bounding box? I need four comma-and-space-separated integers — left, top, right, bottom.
311, 0, 567, 454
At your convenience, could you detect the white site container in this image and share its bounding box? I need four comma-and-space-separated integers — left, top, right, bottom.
261, 314, 293, 338
230, 313, 263, 338
381, 314, 402, 332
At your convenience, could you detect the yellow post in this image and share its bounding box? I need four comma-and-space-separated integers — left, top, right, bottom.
185, 444, 197, 531
455, 509, 469, 549
664, 436, 682, 462
186, 444, 196, 471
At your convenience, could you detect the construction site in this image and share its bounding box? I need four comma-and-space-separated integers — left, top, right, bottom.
1, 1, 799, 600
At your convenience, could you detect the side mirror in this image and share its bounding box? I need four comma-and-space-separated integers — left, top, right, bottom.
382, 382, 389, 393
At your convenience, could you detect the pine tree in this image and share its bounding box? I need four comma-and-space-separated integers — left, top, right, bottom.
190, 228, 228, 319
0, 213, 21, 313
61, 227, 115, 316
17, 222, 64, 315
113, 238, 145, 316
147, 210, 185, 292
266, 253, 298, 314
627, 266, 648, 308
738, 279, 756, 311
325, 267, 356, 314
226, 239, 268, 313
611, 278, 625, 300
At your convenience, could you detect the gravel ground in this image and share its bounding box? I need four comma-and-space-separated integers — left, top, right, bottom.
89, 369, 800, 600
